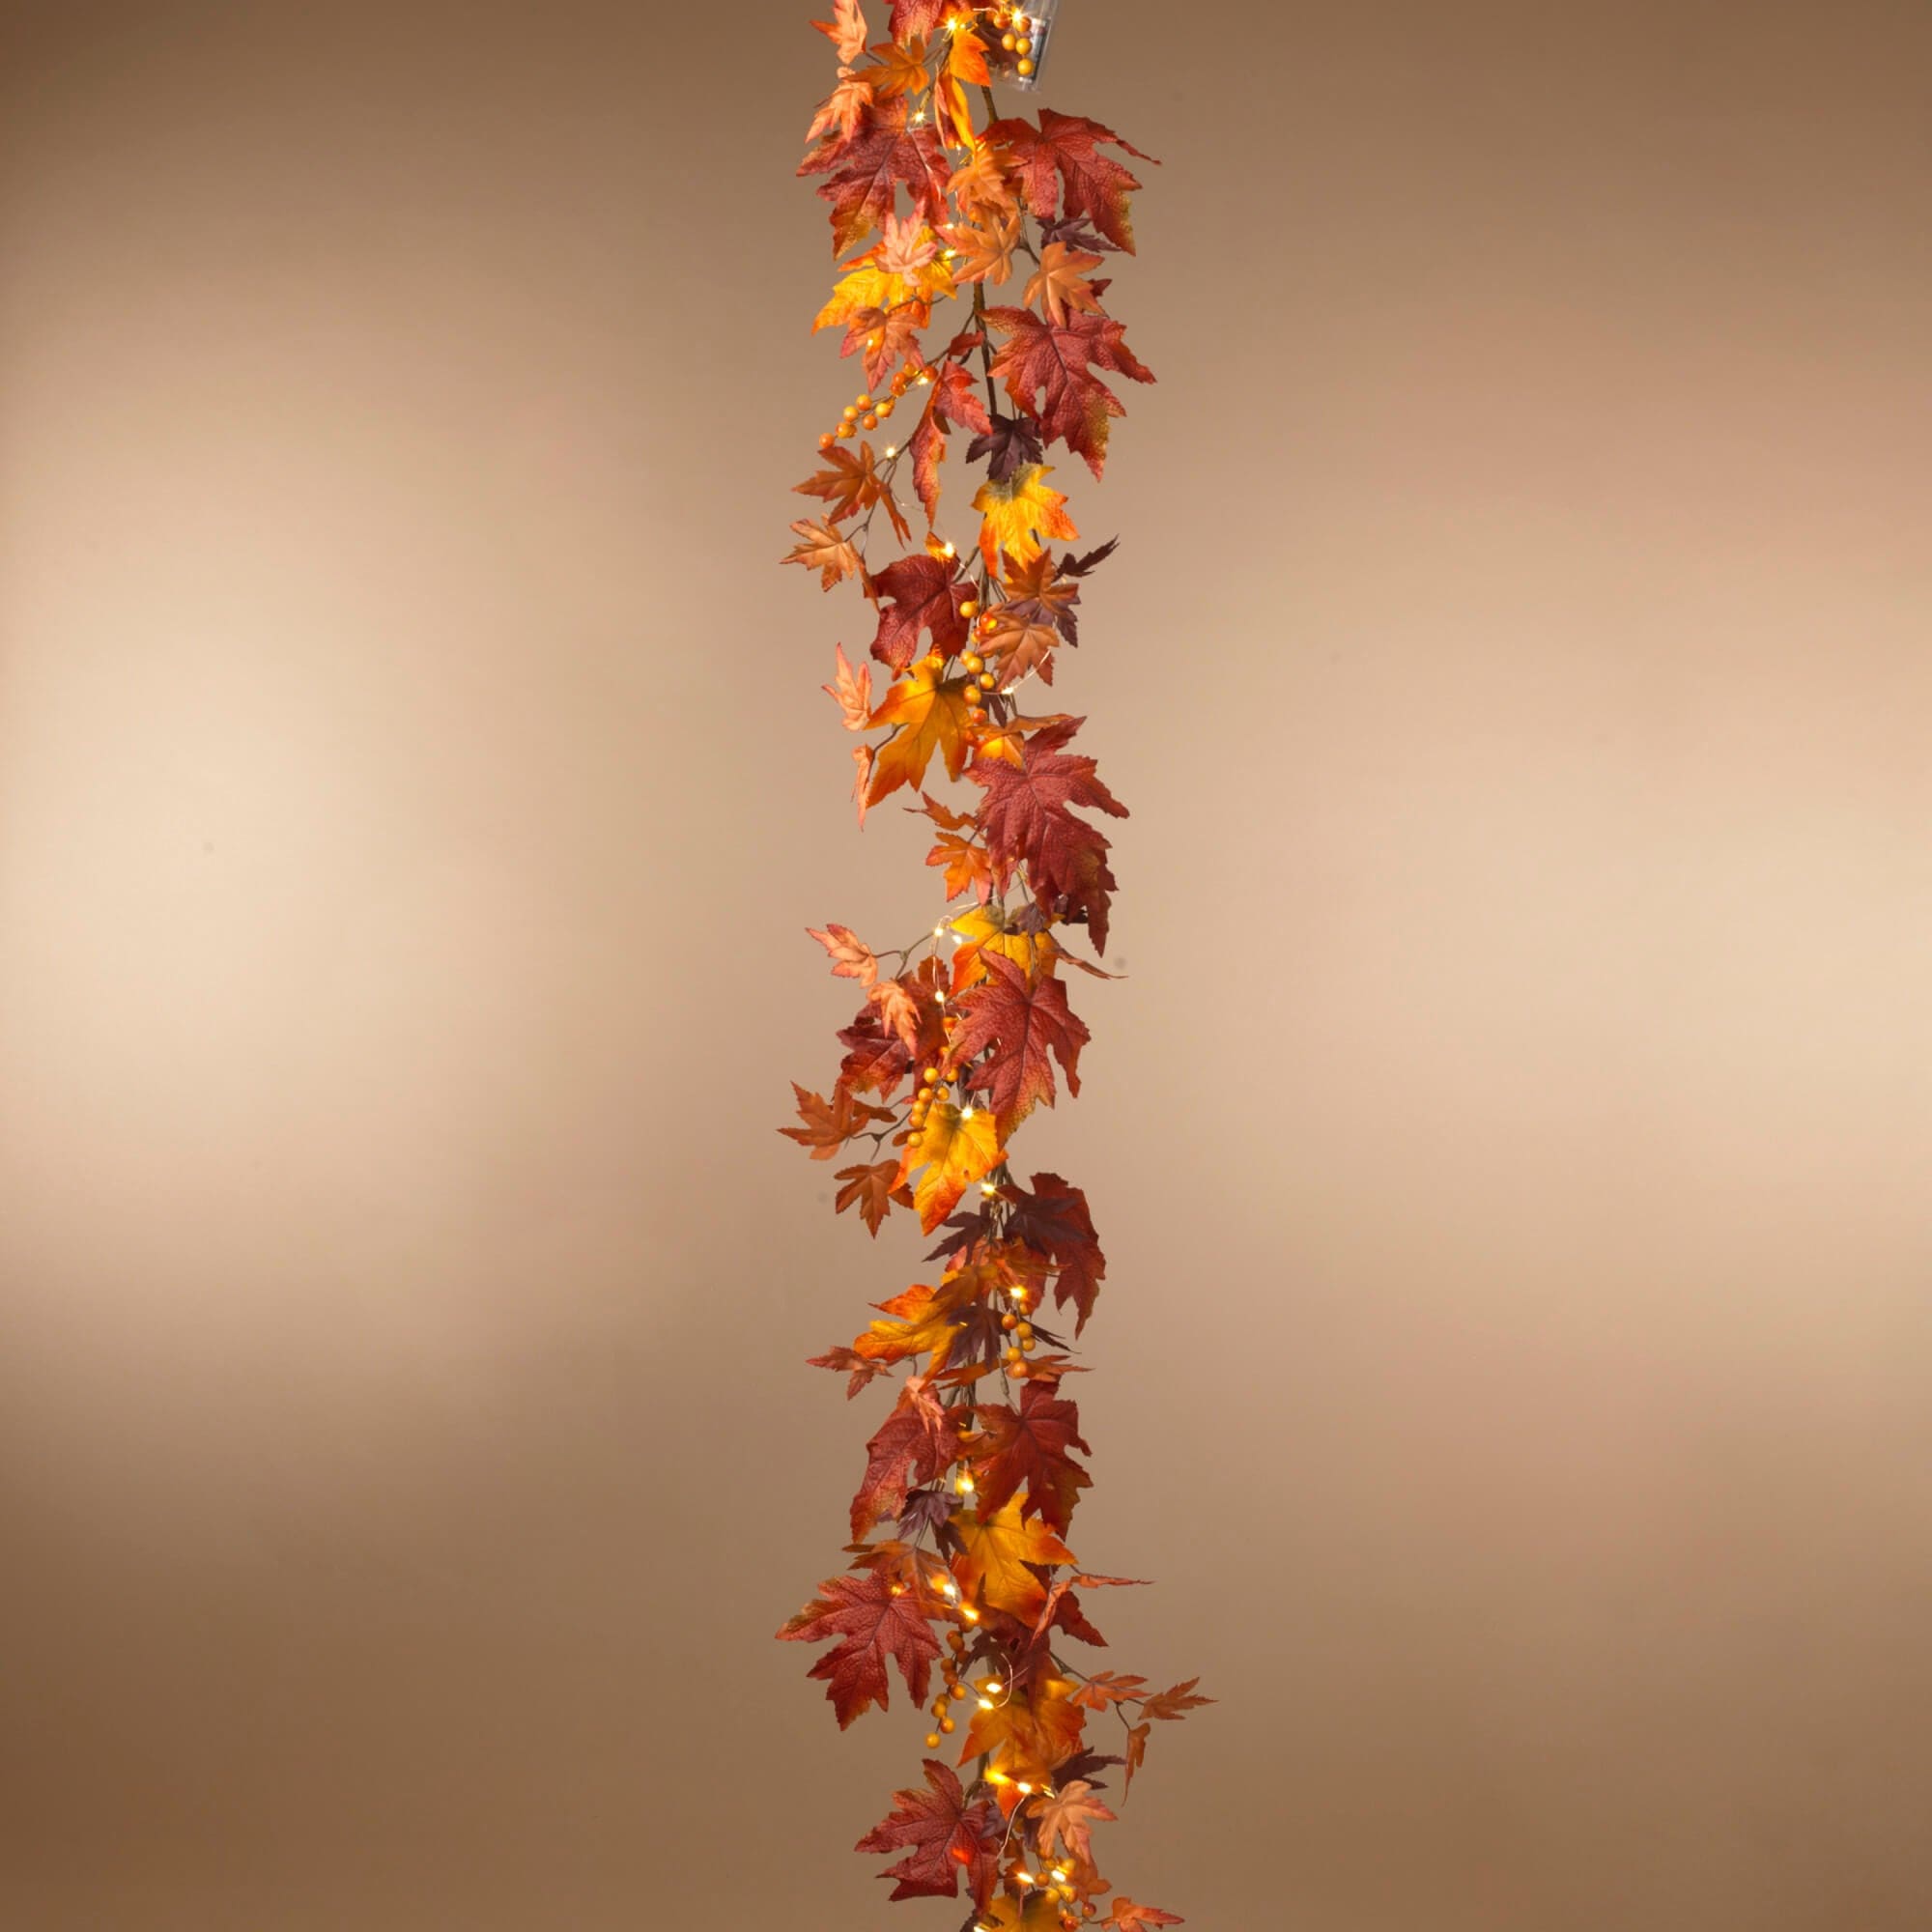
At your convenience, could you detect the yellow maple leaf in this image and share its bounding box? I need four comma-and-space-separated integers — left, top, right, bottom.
897, 1100, 1001, 1231
866, 658, 975, 806
948, 904, 1060, 990
972, 464, 1078, 572
955, 1496, 1075, 1617
963, 1675, 1086, 1785
855, 1266, 990, 1369
978, 1895, 1065, 1932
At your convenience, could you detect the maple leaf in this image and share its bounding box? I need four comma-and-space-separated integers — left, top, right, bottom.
779, 1082, 895, 1161
942, 208, 1025, 286
801, 99, 952, 254
888, 0, 949, 37
1033, 1572, 1148, 1643
973, 463, 1078, 573
1033, 1779, 1117, 1866
980, 608, 1062, 686
806, 1344, 891, 1400
949, 139, 1020, 220
822, 641, 874, 729
867, 554, 970, 668
985, 306, 1154, 478
812, 0, 869, 65
852, 1374, 956, 1539
951, 951, 1089, 1135
980, 1895, 1067, 1932
1139, 1678, 1213, 1723
1107, 1901, 1184, 1930
1067, 1670, 1149, 1712
808, 922, 879, 989
806, 67, 875, 148
1005, 1172, 1107, 1333
962, 1674, 1086, 1783
945, 903, 1075, 996
930, 356, 993, 435
868, 968, 942, 1057
897, 1100, 1002, 1232
856, 1757, 1002, 1906
966, 1377, 1091, 1532
783, 516, 863, 589
926, 821, 991, 902
854, 1271, 984, 1370
954, 1494, 1074, 1618
966, 410, 1044, 484
794, 440, 910, 542
777, 1569, 941, 1727
866, 658, 975, 806
835, 1158, 901, 1236
969, 717, 1129, 952
1123, 1722, 1150, 1789
985, 109, 1156, 252
837, 1006, 912, 1096
850, 743, 874, 824
877, 209, 940, 277
1025, 240, 1106, 327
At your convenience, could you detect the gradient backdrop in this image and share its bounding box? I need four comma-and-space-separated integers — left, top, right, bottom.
2, 2, 1928, 1926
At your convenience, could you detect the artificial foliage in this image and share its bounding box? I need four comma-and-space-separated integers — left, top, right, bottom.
777, 7, 1205, 1930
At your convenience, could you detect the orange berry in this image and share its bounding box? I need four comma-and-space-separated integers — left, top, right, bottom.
979, 672, 997, 690
959, 599, 979, 619
925, 1732, 942, 1748
1016, 56, 1034, 74
1002, 32, 1016, 49
842, 405, 860, 420
861, 413, 878, 431
837, 421, 856, 439
856, 393, 873, 408
939, 1717, 955, 1734
877, 398, 895, 418
962, 652, 984, 673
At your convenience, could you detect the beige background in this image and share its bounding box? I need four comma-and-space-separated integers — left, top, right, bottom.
2, 1, 1928, 1926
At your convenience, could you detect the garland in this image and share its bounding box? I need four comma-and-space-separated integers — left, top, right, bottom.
777, 8, 1205, 1930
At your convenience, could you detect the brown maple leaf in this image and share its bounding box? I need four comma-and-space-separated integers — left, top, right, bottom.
851, 1373, 957, 1539
985, 305, 1155, 478
984, 108, 1156, 252
779, 1081, 895, 1161
855, 1757, 1002, 1905
835, 1158, 902, 1236
800, 99, 952, 255
965, 1376, 1091, 1533
969, 716, 1129, 952
950, 951, 1089, 1135
776, 1568, 941, 1727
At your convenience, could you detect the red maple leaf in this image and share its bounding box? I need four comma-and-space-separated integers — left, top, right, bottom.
908, 358, 997, 524
856, 1756, 1003, 1904
985, 304, 1154, 477
868, 553, 972, 668
950, 952, 1089, 1134
851, 1375, 957, 1540
777, 1569, 942, 1728
801, 99, 952, 255
835, 1158, 902, 1236
1004, 1171, 1107, 1333
969, 717, 1129, 953
965, 1377, 1091, 1533
888, 0, 951, 37
984, 108, 1156, 252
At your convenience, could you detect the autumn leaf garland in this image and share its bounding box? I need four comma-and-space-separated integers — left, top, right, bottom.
779, 9, 1203, 1932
